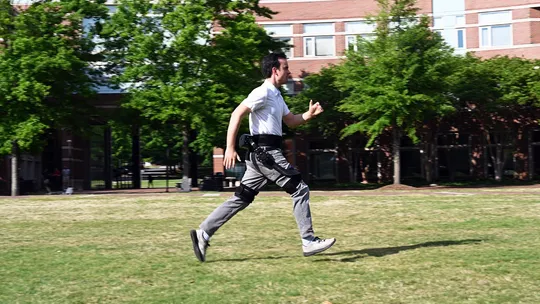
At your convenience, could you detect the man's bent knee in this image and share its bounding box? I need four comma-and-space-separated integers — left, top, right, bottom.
234, 183, 258, 203
282, 174, 304, 195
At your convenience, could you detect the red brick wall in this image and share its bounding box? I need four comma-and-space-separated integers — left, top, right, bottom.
532, 21, 540, 43
513, 8, 531, 19
467, 0, 540, 10
466, 12, 479, 24
514, 22, 533, 44
258, 0, 540, 80
292, 36, 304, 58
213, 147, 224, 174
335, 35, 346, 56
256, 0, 436, 79
531, 7, 540, 18
466, 26, 480, 49
335, 21, 346, 57
466, 12, 479, 49
417, 0, 433, 13
288, 58, 342, 78
335, 21, 345, 32
257, 1, 380, 22
292, 23, 303, 35
473, 46, 540, 58
257, 0, 432, 23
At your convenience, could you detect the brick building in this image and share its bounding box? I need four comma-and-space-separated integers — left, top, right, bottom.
255, 0, 540, 81
213, 0, 540, 184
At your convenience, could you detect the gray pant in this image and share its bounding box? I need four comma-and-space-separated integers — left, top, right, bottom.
200, 149, 315, 241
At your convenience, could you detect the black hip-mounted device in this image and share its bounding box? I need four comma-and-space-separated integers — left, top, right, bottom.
238, 134, 298, 177
238, 134, 274, 167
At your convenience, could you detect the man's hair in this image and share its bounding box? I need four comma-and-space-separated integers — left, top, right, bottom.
261, 52, 287, 78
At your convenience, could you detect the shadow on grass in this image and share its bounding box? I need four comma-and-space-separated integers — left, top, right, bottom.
314, 239, 484, 262
208, 255, 297, 263
207, 239, 483, 263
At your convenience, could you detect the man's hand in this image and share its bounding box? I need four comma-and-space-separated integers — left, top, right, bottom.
223, 148, 241, 169
284, 100, 325, 128
303, 100, 324, 121
308, 100, 324, 116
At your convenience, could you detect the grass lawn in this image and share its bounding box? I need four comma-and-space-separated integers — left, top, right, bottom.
1, 189, 540, 303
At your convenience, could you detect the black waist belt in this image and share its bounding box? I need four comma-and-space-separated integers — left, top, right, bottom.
252, 134, 282, 149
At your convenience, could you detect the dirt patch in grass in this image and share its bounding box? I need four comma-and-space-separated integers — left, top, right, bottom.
377, 184, 418, 191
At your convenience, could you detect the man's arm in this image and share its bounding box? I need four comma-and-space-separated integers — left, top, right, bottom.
283, 100, 324, 128
223, 104, 251, 169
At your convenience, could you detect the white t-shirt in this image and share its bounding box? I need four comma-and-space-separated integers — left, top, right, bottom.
241, 80, 291, 136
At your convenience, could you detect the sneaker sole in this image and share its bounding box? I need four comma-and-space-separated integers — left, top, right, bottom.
190, 230, 205, 262
303, 238, 336, 257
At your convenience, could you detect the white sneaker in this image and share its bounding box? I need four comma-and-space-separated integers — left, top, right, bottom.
190, 229, 209, 262
302, 237, 336, 257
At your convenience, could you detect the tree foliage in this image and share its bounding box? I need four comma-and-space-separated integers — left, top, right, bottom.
0, 0, 108, 154
101, 0, 284, 156
289, 66, 351, 138
450, 55, 540, 180
337, 0, 457, 146
331, 0, 460, 184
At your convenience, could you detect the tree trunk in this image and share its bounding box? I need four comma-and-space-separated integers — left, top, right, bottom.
181, 127, 191, 192
424, 142, 435, 184
131, 124, 141, 189
392, 127, 401, 185
422, 127, 436, 184
348, 149, 355, 183
495, 145, 503, 181
190, 130, 198, 188
485, 131, 503, 182
11, 141, 19, 196
165, 146, 170, 192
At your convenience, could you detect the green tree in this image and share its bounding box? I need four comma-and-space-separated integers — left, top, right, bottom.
450, 55, 540, 181
0, 0, 108, 195
337, 0, 457, 185
288, 66, 364, 181
101, 0, 284, 189
290, 66, 349, 138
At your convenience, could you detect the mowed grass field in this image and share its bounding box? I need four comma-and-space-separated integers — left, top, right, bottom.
1, 188, 540, 303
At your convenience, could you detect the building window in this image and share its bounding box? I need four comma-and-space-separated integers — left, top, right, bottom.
480, 25, 512, 47
263, 24, 294, 58
304, 36, 334, 56
478, 11, 512, 48
304, 23, 334, 34
277, 37, 293, 59
457, 29, 464, 48
346, 35, 357, 51
263, 24, 292, 36
478, 11, 512, 24
432, 0, 465, 15
345, 34, 375, 51
303, 23, 335, 57
432, 14, 466, 50
345, 21, 376, 33
344, 21, 375, 51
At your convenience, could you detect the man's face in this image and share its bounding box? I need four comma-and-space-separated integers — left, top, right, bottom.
274, 58, 291, 86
